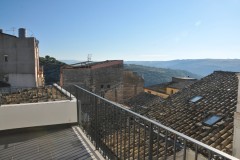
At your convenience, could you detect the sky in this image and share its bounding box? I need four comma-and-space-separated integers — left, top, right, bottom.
0, 0, 240, 61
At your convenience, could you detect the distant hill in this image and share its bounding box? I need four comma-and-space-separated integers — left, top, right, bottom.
60, 60, 80, 64
124, 64, 201, 87
40, 56, 66, 85
126, 59, 240, 76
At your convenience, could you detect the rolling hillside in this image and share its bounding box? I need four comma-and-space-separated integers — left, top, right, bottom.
126, 59, 240, 76
124, 64, 201, 87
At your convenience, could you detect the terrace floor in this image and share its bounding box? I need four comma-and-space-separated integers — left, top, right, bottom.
0, 124, 103, 160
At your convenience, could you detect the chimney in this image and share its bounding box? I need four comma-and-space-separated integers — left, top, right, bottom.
18, 28, 26, 38
233, 73, 240, 158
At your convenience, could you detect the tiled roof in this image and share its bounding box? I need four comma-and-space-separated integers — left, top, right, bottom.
146, 80, 196, 92
167, 80, 196, 89
123, 92, 164, 114
145, 82, 171, 93
130, 71, 239, 155
63, 60, 123, 69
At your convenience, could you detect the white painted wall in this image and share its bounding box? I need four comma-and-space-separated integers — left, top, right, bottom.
233, 73, 240, 159
0, 99, 77, 131
233, 112, 240, 159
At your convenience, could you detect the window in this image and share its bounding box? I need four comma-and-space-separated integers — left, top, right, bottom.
189, 96, 202, 103
101, 85, 104, 89
4, 55, 8, 62
203, 115, 222, 126
107, 85, 110, 88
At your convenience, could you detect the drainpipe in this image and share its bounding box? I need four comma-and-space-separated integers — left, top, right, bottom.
233, 73, 240, 158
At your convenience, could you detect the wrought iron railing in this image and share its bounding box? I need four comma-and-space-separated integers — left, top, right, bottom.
73, 85, 239, 160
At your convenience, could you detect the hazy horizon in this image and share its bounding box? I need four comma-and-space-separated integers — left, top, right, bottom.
60, 58, 240, 63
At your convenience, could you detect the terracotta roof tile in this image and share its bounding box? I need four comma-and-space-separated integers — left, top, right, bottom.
128, 71, 239, 155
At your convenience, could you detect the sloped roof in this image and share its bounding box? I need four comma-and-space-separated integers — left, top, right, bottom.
131, 71, 239, 155
0, 32, 17, 38
123, 92, 164, 114
145, 82, 171, 93
62, 60, 123, 69
146, 79, 196, 92
167, 80, 196, 89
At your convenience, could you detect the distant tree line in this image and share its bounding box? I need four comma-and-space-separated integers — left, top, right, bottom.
39, 55, 66, 85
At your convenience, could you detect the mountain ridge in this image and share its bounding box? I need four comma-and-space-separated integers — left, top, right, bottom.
125, 59, 240, 76
124, 64, 201, 87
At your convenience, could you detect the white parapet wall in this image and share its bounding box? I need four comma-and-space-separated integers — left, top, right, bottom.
0, 98, 77, 131
233, 73, 240, 159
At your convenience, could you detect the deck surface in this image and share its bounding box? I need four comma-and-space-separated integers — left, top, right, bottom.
0, 125, 96, 160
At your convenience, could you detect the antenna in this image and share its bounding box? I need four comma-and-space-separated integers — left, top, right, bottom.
27, 28, 35, 37
6, 27, 16, 35
87, 54, 92, 62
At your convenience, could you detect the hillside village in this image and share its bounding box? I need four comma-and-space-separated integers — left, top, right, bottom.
1, 29, 240, 160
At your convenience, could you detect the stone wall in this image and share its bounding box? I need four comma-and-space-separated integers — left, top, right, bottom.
122, 71, 144, 101
0, 85, 68, 105
91, 66, 123, 93
61, 68, 91, 90
104, 84, 123, 102
61, 62, 144, 103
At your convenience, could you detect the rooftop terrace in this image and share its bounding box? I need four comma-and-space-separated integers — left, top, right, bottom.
0, 82, 239, 160
0, 125, 103, 160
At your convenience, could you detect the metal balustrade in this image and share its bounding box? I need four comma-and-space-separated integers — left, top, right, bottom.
73, 85, 239, 160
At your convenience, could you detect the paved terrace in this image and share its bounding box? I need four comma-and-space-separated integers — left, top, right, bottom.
0, 125, 103, 160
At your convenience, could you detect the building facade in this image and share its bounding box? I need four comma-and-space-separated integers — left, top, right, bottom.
144, 76, 197, 98
0, 28, 44, 88
60, 60, 144, 102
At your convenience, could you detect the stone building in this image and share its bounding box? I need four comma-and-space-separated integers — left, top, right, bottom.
144, 76, 197, 98
60, 60, 144, 102
0, 28, 44, 88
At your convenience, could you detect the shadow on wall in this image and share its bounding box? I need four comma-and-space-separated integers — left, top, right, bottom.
0, 81, 10, 88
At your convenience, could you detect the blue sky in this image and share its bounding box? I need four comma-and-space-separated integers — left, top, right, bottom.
1, 0, 240, 61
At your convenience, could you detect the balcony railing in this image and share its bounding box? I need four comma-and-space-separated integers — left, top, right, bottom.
73, 85, 238, 160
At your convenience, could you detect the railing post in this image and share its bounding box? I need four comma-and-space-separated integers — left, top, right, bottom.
70, 86, 72, 101
183, 140, 187, 160
76, 86, 80, 125
0, 93, 2, 106
95, 96, 99, 149
148, 122, 153, 160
